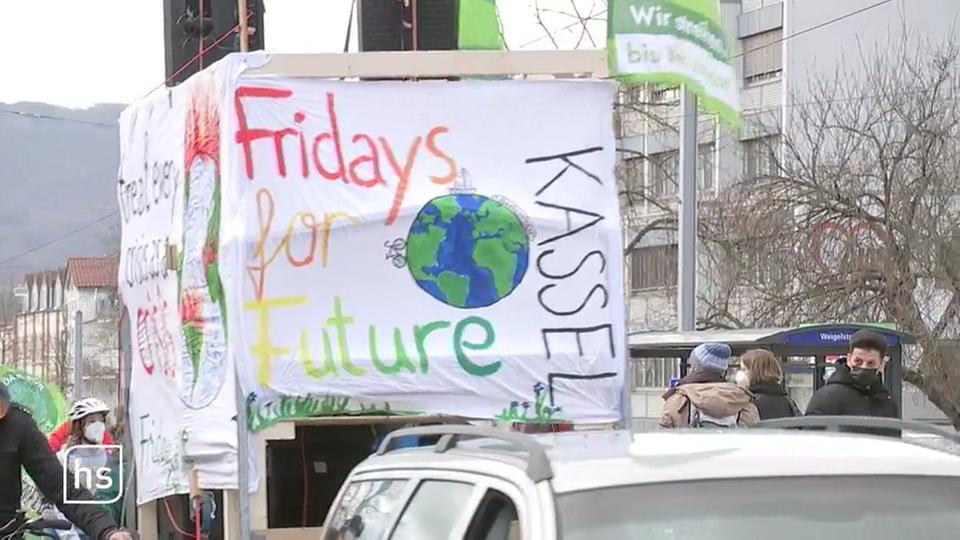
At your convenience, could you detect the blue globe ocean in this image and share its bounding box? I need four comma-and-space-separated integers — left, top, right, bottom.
406, 193, 530, 309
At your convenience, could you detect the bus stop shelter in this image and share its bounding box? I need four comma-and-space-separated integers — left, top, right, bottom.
628, 324, 916, 416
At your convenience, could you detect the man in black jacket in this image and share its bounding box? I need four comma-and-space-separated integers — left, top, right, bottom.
0, 382, 134, 540
806, 329, 899, 418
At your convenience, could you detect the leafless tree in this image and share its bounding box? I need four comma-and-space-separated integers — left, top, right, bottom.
51, 326, 71, 392
703, 32, 960, 427
532, 4, 960, 425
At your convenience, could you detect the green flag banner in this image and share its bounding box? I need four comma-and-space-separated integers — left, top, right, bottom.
459, 0, 503, 50
608, 0, 740, 125
0, 366, 67, 434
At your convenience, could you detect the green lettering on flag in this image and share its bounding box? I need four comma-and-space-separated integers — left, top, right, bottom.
608, 0, 740, 125
459, 0, 503, 50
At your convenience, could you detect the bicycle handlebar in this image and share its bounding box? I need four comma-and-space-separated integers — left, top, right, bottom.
27, 518, 73, 532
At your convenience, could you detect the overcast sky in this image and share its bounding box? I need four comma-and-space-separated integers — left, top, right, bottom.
0, 0, 607, 108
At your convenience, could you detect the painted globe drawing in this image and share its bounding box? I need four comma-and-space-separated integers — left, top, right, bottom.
406, 193, 530, 308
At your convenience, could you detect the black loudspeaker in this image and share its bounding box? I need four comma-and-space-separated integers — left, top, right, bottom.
357, 0, 404, 52
163, 0, 265, 87
358, 0, 457, 52
416, 0, 458, 51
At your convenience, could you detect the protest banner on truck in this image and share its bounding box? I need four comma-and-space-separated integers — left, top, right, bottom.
218, 78, 626, 431
120, 54, 626, 503
118, 63, 243, 504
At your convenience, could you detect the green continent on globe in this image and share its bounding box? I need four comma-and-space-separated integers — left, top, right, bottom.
406, 193, 530, 309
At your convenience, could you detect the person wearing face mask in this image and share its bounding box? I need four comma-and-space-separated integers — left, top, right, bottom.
49, 398, 115, 540
659, 343, 759, 428
48, 403, 115, 452
0, 385, 134, 540
61, 398, 112, 450
805, 329, 899, 419
735, 349, 801, 420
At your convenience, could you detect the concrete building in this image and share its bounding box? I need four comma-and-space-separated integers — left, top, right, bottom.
65, 254, 121, 407
4, 269, 69, 388
618, 0, 956, 420
622, 0, 958, 332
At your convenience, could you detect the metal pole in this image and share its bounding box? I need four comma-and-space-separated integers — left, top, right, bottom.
678, 87, 698, 332
235, 370, 251, 540
73, 310, 83, 398
238, 0, 250, 52
411, 0, 420, 52
119, 306, 136, 528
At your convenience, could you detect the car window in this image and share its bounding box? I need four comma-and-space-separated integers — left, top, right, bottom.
557, 476, 960, 539
390, 480, 476, 540
464, 489, 521, 540
324, 479, 409, 540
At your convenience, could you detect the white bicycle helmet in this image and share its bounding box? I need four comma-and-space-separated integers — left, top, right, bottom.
67, 397, 110, 421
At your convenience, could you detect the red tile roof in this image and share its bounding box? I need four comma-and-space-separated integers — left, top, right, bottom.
66, 254, 120, 289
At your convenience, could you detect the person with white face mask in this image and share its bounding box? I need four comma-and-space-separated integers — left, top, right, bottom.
49, 398, 114, 540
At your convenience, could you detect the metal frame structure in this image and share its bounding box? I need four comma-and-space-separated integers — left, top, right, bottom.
243, 49, 608, 78
629, 324, 917, 411
376, 424, 555, 482
753, 415, 960, 443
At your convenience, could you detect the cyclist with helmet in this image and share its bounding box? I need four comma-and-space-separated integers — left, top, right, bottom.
0, 383, 134, 540
56, 399, 113, 453
48, 399, 115, 452
46, 399, 118, 540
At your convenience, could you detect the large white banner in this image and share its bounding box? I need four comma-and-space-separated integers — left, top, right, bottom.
219, 78, 626, 430
118, 65, 241, 504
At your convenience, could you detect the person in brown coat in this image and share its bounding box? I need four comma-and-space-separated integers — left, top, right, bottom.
659, 343, 760, 428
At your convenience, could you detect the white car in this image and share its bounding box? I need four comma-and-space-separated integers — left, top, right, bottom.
321, 418, 960, 540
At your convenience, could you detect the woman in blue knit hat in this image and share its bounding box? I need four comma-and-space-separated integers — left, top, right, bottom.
659, 343, 759, 428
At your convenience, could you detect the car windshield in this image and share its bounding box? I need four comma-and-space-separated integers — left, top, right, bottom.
557, 476, 960, 539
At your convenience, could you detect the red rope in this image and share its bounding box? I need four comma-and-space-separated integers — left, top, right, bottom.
161, 497, 198, 539
194, 497, 202, 540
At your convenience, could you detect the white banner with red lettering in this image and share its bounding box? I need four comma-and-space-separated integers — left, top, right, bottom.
118, 61, 244, 504
217, 75, 626, 431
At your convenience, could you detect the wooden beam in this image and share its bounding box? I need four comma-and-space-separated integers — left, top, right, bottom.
288, 414, 470, 427
243, 49, 608, 79
238, 0, 249, 53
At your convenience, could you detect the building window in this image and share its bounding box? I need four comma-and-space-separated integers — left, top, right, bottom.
648, 147, 714, 195
651, 85, 680, 104
621, 157, 644, 193
732, 241, 789, 286
743, 135, 780, 182
742, 29, 783, 83
622, 84, 647, 106
631, 244, 678, 291
39, 283, 48, 312
649, 151, 678, 198
620, 156, 647, 207
741, 0, 782, 14
631, 357, 682, 388
699, 143, 716, 191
